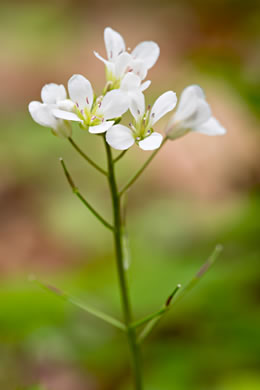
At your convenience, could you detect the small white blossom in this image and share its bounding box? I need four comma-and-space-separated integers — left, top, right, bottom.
119, 72, 151, 110
166, 85, 226, 139
52, 74, 129, 134
94, 27, 159, 88
106, 90, 177, 151
28, 83, 74, 138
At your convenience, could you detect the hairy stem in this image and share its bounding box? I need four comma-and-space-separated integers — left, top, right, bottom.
103, 137, 143, 390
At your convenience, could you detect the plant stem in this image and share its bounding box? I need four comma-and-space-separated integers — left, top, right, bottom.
138, 316, 160, 343
114, 149, 127, 163
173, 244, 223, 305
60, 158, 113, 231
34, 279, 126, 330
139, 246, 223, 343
104, 137, 143, 390
68, 137, 107, 176
132, 285, 181, 329
132, 307, 167, 329
119, 137, 168, 196
137, 285, 181, 343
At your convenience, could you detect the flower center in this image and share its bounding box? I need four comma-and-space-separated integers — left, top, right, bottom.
75, 97, 104, 129
105, 61, 133, 89
130, 106, 154, 141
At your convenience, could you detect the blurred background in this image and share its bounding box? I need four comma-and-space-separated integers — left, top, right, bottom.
0, 0, 260, 389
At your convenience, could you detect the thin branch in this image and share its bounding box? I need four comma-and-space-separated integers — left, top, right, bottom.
113, 150, 127, 163
138, 245, 223, 343
133, 307, 167, 330
32, 277, 126, 331
136, 285, 181, 342
68, 137, 107, 176
165, 284, 182, 307
137, 316, 160, 343
119, 137, 168, 196
173, 244, 223, 305
133, 284, 181, 329
60, 158, 114, 231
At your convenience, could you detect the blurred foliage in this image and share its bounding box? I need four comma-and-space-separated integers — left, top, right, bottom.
190, 49, 260, 119
1, 190, 260, 389
0, 3, 77, 61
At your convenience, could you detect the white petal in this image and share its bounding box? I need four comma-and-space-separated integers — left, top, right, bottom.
140, 80, 151, 92
52, 109, 82, 122
41, 83, 67, 104
120, 72, 141, 92
131, 59, 148, 81
94, 52, 116, 78
129, 91, 145, 121
166, 125, 190, 140
131, 41, 160, 69
177, 99, 211, 129
29, 101, 57, 128
106, 125, 135, 150
174, 85, 209, 126
89, 121, 114, 134
114, 52, 132, 78
104, 27, 125, 61
178, 85, 205, 109
193, 117, 226, 136
150, 91, 177, 125
68, 74, 93, 110
99, 90, 128, 119
94, 51, 111, 67
138, 132, 163, 150
57, 99, 75, 111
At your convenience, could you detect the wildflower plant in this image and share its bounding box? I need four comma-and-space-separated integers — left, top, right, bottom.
29, 27, 226, 389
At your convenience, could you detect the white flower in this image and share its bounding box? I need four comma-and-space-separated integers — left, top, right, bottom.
94, 27, 159, 87
52, 74, 129, 134
106, 90, 177, 151
28, 83, 74, 138
166, 85, 226, 139
119, 72, 151, 109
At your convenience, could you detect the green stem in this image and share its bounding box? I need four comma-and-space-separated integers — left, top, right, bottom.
103, 137, 143, 390
119, 137, 168, 196
34, 278, 126, 330
138, 316, 160, 343
132, 284, 181, 329
60, 158, 113, 231
138, 246, 223, 343
132, 307, 167, 329
114, 149, 127, 163
173, 244, 223, 305
137, 284, 181, 343
68, 137, 107, 176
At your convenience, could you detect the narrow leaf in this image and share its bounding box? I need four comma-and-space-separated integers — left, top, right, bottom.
138, 245, 223, 343
173, 244, 223, 305
31, 276, 126, 331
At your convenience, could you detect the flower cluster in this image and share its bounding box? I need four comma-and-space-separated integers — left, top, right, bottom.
29, 27, 226, 150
